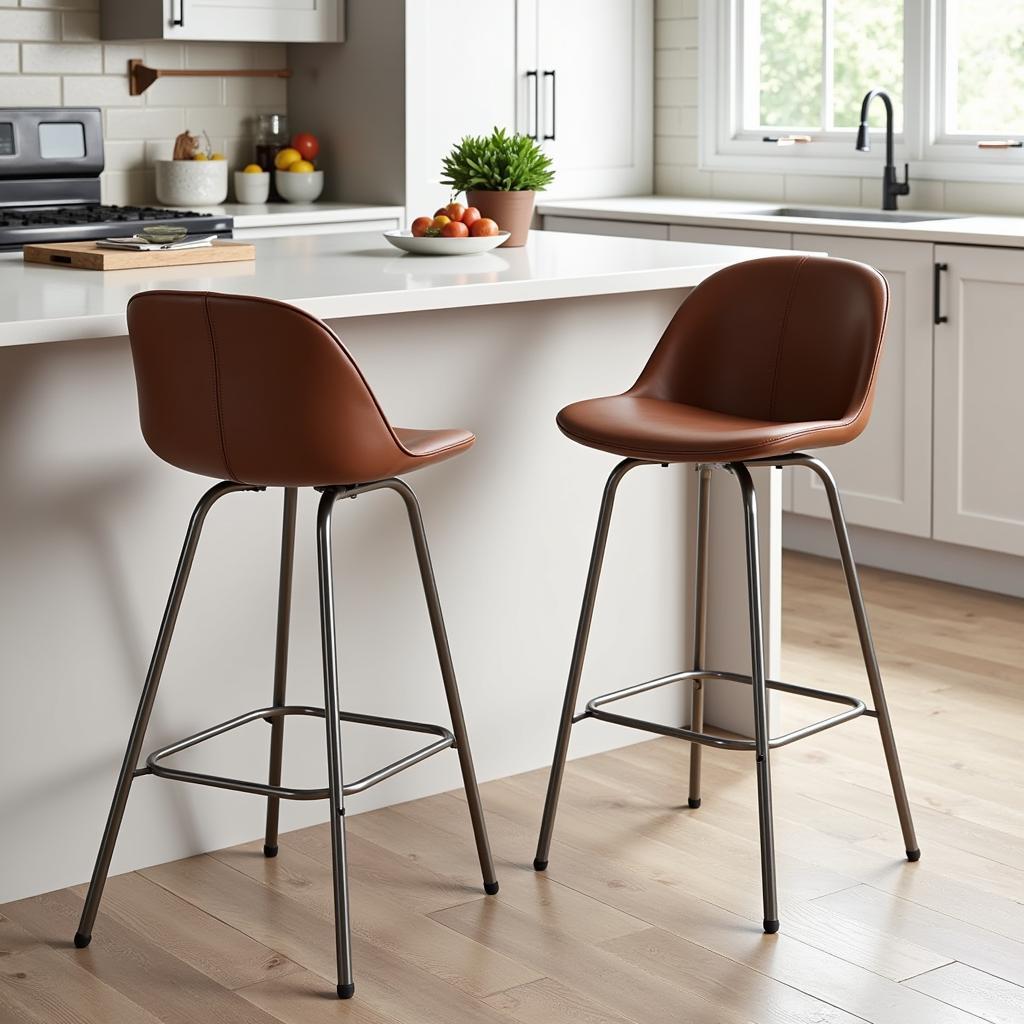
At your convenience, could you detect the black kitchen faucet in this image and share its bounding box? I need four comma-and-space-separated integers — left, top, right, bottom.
856, 89, 910, 211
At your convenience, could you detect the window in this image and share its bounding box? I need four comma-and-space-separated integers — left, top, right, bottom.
701, 0, 1024, 180
752, 0, 903, 133
943, 0, 1024, 134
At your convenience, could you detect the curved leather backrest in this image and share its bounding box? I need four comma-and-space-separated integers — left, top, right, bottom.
631, 255, 889, 430
127, 291, 412, 486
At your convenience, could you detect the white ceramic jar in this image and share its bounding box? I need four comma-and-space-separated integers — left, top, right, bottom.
155, 159, 229, 207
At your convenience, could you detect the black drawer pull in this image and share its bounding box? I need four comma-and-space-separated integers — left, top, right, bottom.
526, 70, 539, 140
933, 262, 948, 325
543, 70, 556, 141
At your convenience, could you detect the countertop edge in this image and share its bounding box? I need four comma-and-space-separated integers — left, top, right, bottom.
186, 202, 405, 229
0, 255, 792, 350
537, 196, 1024, 248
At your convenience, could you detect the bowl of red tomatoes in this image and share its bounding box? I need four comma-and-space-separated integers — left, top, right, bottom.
384, 202, 509, 255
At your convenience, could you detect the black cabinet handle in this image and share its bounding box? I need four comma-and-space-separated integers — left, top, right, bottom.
543, 69, 556, 140
525, 70, 538, 140
172, 0, 185, 26
933, 262, 949, 325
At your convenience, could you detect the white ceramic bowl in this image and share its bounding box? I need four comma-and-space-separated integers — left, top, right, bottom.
233, 169, 270, 204
275, 168, 324, 203
383, 230, 511, 256
155, 159, 228, 206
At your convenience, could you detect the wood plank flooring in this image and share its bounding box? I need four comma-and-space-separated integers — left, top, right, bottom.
3, 551, 1024, 1023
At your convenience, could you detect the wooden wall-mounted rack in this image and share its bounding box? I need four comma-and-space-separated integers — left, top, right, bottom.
128, 58, 291, 97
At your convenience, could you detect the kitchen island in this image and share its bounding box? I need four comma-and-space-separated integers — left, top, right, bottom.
0, 229, 794, 901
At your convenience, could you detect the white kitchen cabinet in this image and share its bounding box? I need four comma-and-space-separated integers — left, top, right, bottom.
287, 0, 648, 209
405, 0, 518, 219
543, 215, 668, 239
100, 0, 342, 42
668, 225, 793, 249
789, 234, 934, 537
287, 0, 516, 215
933, 245, 1024, 556
518, 0, 653, 199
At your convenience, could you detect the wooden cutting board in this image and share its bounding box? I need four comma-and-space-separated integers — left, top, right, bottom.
23, 239, 256, 271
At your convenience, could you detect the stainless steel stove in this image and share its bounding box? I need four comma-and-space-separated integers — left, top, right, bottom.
0, 107, 233, 251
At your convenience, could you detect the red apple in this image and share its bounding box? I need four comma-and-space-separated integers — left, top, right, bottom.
461, 206, 482, 229
440, 220, 469, 237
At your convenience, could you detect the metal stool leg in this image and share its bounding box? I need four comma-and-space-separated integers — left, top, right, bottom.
263, 487, 298, 858
687, 465, 713, 809
316, 488, 355, 999
534, 458, 643, 872
803, 456, 920, 861
732, 463, 779, 933
391, 478, 499, 894
75, 480, 250, 949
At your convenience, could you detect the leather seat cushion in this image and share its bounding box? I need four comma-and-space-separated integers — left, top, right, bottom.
557, 395, 859, 463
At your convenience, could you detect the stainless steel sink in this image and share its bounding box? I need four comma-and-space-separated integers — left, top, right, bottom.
753, 207, 962, 224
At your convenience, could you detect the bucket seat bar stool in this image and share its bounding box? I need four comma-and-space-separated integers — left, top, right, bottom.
533, 255, 919, 934
73, 291, 498, 999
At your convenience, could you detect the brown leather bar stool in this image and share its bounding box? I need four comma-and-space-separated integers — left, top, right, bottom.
533, 255, 919, 934
73, 291, 498, 999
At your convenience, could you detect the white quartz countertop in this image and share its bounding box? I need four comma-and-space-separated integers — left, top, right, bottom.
180, 201, 405, 228
538, 195, 1024, 247
0, 228, 802, 349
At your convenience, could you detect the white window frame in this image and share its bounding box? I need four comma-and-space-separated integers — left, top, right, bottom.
700, 0, 1024, 182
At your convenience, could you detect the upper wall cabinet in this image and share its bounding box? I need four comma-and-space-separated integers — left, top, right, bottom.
517, 0, 652, 199
405, 0, 518, 220
100, 0, 343, 43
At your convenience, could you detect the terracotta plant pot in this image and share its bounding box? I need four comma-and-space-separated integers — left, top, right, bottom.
466, 189, 536, 247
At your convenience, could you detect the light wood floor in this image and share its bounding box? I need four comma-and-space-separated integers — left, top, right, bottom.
4, 551, 1024, 1024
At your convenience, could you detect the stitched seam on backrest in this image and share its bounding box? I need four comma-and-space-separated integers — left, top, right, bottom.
766, 256, 807, 421
203, 295, 238, 481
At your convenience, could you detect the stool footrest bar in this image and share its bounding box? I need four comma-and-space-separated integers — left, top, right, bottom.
145, 705, 455, 799
583, 669, 867, 749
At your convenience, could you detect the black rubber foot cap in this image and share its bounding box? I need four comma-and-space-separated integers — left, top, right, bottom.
337, 983, 355, 1000
263, 844, 278, 858
73, 932, 91, 949
484, 881, 500, 895
688, 797, 702, 809
763, 919, 780, 934
906, 848, 921, 862
533, 858, 548, 872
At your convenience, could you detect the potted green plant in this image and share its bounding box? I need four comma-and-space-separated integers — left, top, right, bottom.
441, 127, 555, 247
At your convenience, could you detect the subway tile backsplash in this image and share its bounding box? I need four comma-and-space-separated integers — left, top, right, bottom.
0, 0, 287, 206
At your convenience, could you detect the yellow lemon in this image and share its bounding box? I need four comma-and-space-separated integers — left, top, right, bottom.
242, 163, 264, 174
274, 147, 302, 170
210, 152, 226, 161
288, 159, 315, 173
192, 152, 208, 161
